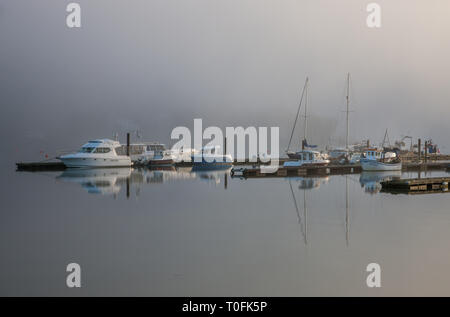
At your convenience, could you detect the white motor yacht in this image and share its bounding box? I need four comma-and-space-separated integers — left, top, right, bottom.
58, 139, 132, 167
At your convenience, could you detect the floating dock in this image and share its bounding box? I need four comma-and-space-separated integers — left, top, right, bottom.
381, 177, 450, 194
16, 159, 450, 174
16, 161, 67, 171
231, 164, 361, 178
231, 161, 450, 179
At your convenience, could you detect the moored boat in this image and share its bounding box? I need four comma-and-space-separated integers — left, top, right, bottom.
191, 146, 233, 170
147, 157, 174, 166
283, 150, 330, 167
360, 148, 402, 171
285, 77, 322, 160
132, 143, 175, 166
58, 139, 132, 168
166, 148, 198, 163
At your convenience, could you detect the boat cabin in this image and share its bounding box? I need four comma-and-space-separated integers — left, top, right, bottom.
363, 149, 383, 160
295, 150, 322, 161
115, 142, 166, 156
362, 148, 398, 161
78, 139, 122, 155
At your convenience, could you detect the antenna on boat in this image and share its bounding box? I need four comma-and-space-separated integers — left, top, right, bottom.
287, 77, 309, 153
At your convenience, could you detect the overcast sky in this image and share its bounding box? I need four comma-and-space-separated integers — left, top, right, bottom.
1, 0, 449, 164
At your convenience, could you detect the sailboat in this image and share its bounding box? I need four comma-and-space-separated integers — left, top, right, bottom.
285, 78, 330, 167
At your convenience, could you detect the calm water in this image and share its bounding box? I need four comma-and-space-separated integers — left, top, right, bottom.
1, 166, 450, 296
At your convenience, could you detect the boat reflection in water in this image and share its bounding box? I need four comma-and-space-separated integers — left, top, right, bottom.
135, 167, 231, 187
191, 167, 232, 186
359, 171, 402, 194
288, 176, 329, 245
56, 168, 132, 195
55, 167, 232, 196
287, 176, 329, 190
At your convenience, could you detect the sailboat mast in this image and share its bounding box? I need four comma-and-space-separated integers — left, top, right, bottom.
382, 128, 390, 148
303, 80, 308, 149
346, 73, 350, 151
287, 77, 308, 152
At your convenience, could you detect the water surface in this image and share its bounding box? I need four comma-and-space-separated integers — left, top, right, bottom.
1, 167, 450, 296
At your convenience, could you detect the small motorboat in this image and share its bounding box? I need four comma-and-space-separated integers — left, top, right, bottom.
165, 147, 198, 163
147, 157, 174, 166
58, 139, 132, 168
191, 146, 233, 170
360, 149, 402, 171
283, 150, 330, 167
349, 153, 362, 164
133, 143, 175, 166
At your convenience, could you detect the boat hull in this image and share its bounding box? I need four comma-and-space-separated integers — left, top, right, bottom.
191, 154, 233, 171
192, 161, 233, 171
360, 159, 402, 171
283, 161, 329, 167
147, 159, 174, 166
59, 157, 132, 168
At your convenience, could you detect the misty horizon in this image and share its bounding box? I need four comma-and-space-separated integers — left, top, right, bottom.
1, 0, 449, 165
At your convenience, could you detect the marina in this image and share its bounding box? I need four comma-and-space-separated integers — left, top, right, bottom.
13, 76, 450, 180
16, 158, 450, 172
231, 161, 450, 178
4, 0, 450, 300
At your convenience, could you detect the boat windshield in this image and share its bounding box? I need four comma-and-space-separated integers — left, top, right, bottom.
93, 147, 111, 154
78, 147, 95, 153
301, 152, 313, 160
146, 144, 165, 152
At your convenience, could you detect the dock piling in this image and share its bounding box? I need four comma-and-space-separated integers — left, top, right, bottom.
418, 138, 421, 161
127, 133, 130, 157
